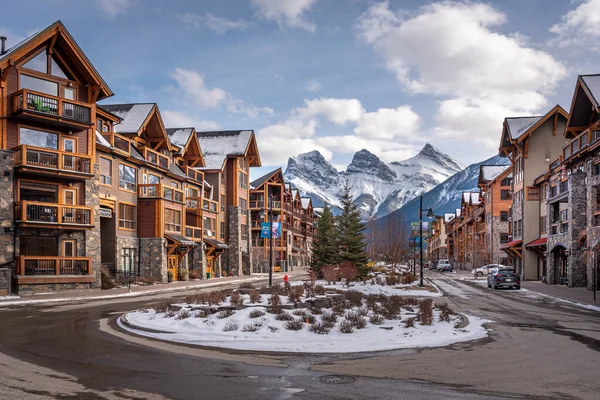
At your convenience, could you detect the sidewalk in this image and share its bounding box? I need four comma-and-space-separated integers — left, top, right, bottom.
0, 270, 306, 306
521, 281, 599, 308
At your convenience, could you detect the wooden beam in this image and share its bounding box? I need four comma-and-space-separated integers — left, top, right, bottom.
153, 140, 164, 150
48, 35, 58, 55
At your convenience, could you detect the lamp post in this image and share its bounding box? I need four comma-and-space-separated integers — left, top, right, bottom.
259, 196, 273, 287
419, 195, 434, 287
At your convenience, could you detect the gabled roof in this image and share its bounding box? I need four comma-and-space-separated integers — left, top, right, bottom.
566, 75, 600, 133
99, 104, 155, 135
444, 213, 455, 223
196, 130, 261, 171
0, 21, 112, 100
250, 168, 283, 190
478, 165, 511, 186
167, 128, 195, 150
505, 117, 543, 140
580, 75, 600, 107
301, 197, 312, 209
169, 163, 188, 179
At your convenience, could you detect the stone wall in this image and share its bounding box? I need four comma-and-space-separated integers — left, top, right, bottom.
86, 165, 101, 288
0, 150, 14, 271
139, 238, 167, 283
586, 163, 600, 290
242, 211, 252, 276
116, 236, 139, 272
0, 268, 11, 296
227, 206, 242, 276
188, 241, 206, 279
489, 216, 509, 264
568, 171, 587, 287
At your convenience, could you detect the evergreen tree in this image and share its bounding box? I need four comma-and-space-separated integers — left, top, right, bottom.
336, 180, 369, 276
311, 203, 338, 276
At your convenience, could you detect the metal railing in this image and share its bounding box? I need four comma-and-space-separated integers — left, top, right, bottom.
15, 201, 92, 226
13, 145, 92, 174
15, 256, 92, 276
13, 89, 91, 125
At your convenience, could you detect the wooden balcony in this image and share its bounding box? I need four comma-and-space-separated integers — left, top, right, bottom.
15, 256, 92, 276
184, 225, 202, 242
12, 89, 92, 129
15, 201, 93, 228
184, 166, 203, 183
186, 196, 202, 213
140, 147, 169, 169
202, 199, 218, 214
563, 129, 600, 161
14, 145, 93, 177
138, 184, 184, 203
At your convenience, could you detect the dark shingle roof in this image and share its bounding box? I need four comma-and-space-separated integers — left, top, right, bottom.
250, 168, 281, 189
580, 74, 600, 108
505, 116, 543, 140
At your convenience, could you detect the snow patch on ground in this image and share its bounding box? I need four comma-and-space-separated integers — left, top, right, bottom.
321, 281, 443, 297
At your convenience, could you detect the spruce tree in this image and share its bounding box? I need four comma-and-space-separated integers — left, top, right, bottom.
336, 180, 368, 276
311, 203, 338, 276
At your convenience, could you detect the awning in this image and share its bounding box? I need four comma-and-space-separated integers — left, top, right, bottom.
166, 233, 197, 247
500, 239, 522, 250
204, 238, 228, 249
526, 237, 547, 248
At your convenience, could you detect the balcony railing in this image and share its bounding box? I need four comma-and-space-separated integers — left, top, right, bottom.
113, 134, 131, 154
138, 184, 184, 203
203, 228, 216, 238
186, 196, 201, 210
15, 256, 92, 276
14, 145, 92, 174
549, 156, 563, 171
202, 199, 218, 213
141, 147, 169, 169
185, 166, 203, 183
13, 89, 92, 126
185, 225, 202, 241
15, 201, 93, 226
562, 128, 600, 160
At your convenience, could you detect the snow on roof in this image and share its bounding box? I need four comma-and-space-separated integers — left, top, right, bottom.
581, 75, 600, 107
505, 116, 543, 140
196, 130, 252, 170
204, 180, 212, 189
444, 213, 455, 223
462, 193, 470, 203
481, 165, 510, 182
301, 197, 311, 209
456, 208, 462, 217
95, 130, 112, 148
100, 104, 155, 134
471, 192, 480, 204
166, 128, 194, 153
292, 189, 299, 199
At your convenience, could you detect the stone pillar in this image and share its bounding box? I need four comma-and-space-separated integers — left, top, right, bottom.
568, 172, 587, 287
189, 242, 206, 279
86, 164, 102, 288
242, 210, 252, 276
139, 238, 168, 283
0, 268, 11, 296
228, 206, 242, 276
215, 256, 222, 278
0, 150, 15, 272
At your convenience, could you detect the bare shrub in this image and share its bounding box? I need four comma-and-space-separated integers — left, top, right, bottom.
177, 308, 190, 320
239, 282, 254, 289
100, 266, 116, 290
249, 289, 262, 304
267, 306, 282, 314
230, 291, 244, 307
356, 307, 368, 317
339, 320, 354, 333
164, 310, 176, 318
400, 272, 416, 285
276, 312, 294, 321
249, 309, 266, 319
208, 292, 223, 306
418, 298, 433, 326
404, 296, 420, 306
338, 262, 358, 283
313, 285, 326, 295
312, 307, 323, 315
322, 265, 338, 284
242, 323, 260, 332
369, 314, 385, 325
385, 274, 399, 286
223, 320, 239, 332
195, 309, 209, 318
189, 269, 202, 280
382, 301, 401, 320
345, 290, 364, 308
353, 316, 367, 329
404, 317, 416, 328
152, 301, 170, 313
304, 313, 316, 324
309, 322, 330, 334
293, 309, 306, 316
285, 319, 304, 331
436, 302, 455, 322
321, 310, 338, 325
365, 294, 380, 310
288, 286, 304, 303
216, 309, 234, 319
268, 293, 281, 306
332, 303, 347, 316
307, 269, 318, 286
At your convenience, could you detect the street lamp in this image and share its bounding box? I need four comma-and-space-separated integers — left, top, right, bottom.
419, 195, 435, 287
258, 196, 273, 287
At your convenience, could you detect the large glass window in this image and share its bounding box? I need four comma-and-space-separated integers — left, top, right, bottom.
165, 209, 181, 232
23, 52, 47, 73
120, 248, 137, 273
20, 74, 58, 96
119, 203, 136, 230
19, 181, 58, 203
100, 157, 112, 186
119, 164, 137, 192
19, 127, 58, 150
20, 236, 58, 256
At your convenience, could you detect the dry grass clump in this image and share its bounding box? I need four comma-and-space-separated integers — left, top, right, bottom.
313, 285, 326, 295
249, 309, 266, 319
400, 272, 416, 285
176, 308, 190, 320
223, 320, 239, 331
321, 311, 338, 328
194, 309, 209, 318
152, 300, 171, 313
285, 319, 304, 331
249, 289, 262, 304
436, 302, 455, 322
309, 322, 330, 334
345, 290, 364, 308
369, 314, 385, 325
418, 298, 433, 326
404, 317, 416, 328
268, 293, 281, 306
239, 282, 255, 289
276, 312, 294, 321
230, 291, 245, 306
339, 320, 354, 333
216, 309, 234, 319
242, 323, 261, 332
288, 286, 304, 303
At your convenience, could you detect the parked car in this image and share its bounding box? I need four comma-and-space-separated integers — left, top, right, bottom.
472, 264, 507, 277
487, 267, 520, 290
438, 261, 453, 272
430, 261, 439, 270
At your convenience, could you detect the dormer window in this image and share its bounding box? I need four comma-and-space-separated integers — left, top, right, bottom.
20, 48, 78, 101
23, 49, 71, 79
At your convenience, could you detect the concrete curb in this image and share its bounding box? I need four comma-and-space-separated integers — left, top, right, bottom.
119, 312, 175, 334
454, 313, 470, 329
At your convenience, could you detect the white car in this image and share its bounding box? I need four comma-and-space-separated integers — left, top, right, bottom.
472, 264, 507, 278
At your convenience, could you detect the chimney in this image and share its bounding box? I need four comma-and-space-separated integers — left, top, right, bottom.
0, 37, 6, 56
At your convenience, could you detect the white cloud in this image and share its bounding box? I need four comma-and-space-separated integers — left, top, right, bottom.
171, 68, 271, 117
256, 135, 332, 166
162, 110, 220, 130
95, 0, 138, 18
258, 118, 317, 139
250, 0, 318, 32
356, 1, 567, 152
550, 0, 600, 48
296, 98, 364, 125
306, 79, 322, 92
354, 106, 420, 140
179, 13, 252, 34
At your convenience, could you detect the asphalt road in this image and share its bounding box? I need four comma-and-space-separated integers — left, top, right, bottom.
1, 272, 599, 400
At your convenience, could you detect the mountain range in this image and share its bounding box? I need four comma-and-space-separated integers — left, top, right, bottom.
283, 144, 464, 219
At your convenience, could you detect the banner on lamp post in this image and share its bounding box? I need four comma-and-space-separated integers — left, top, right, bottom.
260, 222, 281, 239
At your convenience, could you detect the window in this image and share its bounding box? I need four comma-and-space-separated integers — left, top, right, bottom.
20, 236, 57, 256
20, 74, 59, 96
238, 171, 248, 190
119, 164, 137, 192
23, 52, 47, 73
97, 119, 102, 131
500, 177, 512, 187
148, 174, 160, 184
100, 157, 112, 186
102, 123, 109, 133
220, 221, 226, 240
63, 189, 76, 205
540, 216, 547, 234
19, 127, 58, 149
121, 248, 137, 273
19, 181, 58, 203
527, 187, 540, 201
171, 181, 179, 189
500, 211, 509, 222
63, 87, 75, 100
119, 203, 137, 230
221, 194, 226, 212
500, 190, 511, 201
240, 198, 247, 213
559, 209, 569, 222
165, 209, 181, 232
62, 240, 76, 257
63, 138, 75, 153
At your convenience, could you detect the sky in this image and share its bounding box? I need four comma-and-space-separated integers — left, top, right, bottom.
2, 0, 599, 178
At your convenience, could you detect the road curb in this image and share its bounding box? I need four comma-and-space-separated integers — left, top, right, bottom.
454, 313, 470, 329
119, 312, 175, 334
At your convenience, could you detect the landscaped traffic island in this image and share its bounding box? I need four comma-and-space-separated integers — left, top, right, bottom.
120, 275, 489, 353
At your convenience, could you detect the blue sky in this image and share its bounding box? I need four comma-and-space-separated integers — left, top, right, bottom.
2, 0, 598, 178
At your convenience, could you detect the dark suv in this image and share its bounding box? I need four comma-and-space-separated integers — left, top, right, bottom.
487, 267, 520, 290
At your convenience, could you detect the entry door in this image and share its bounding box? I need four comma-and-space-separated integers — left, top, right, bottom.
168, 256, 178, 281
63, 189, 76, 205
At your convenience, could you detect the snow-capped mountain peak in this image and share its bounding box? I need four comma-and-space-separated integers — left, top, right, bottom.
347, 149, 397, 182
